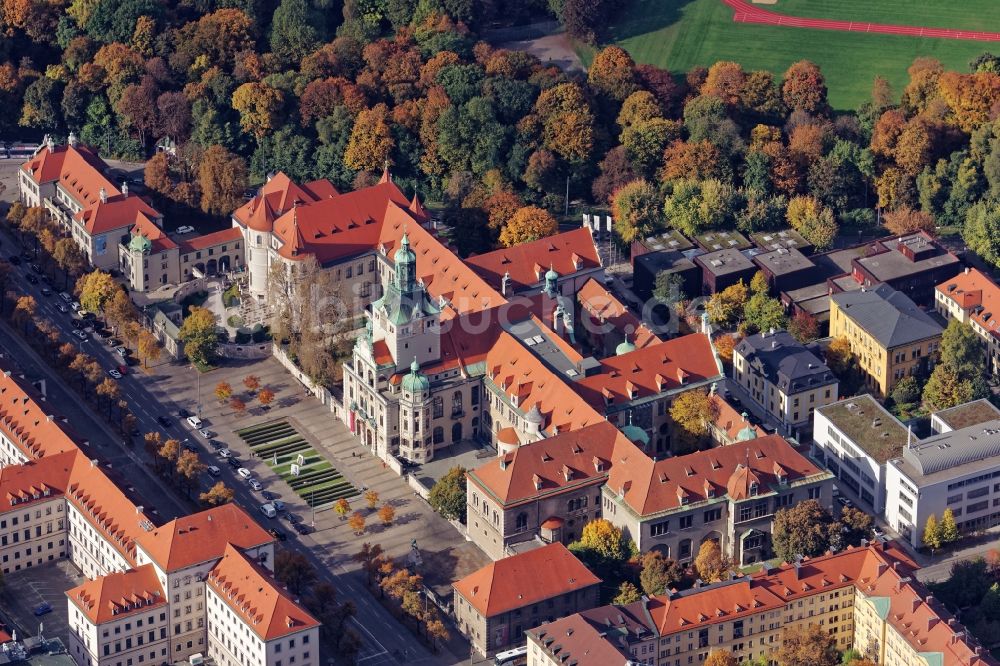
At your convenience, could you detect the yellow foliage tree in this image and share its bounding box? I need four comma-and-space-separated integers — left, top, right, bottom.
499, 206, 558, 247
231, 81, 284, 139
344, 103, 394, 172
694, 540, 731, 583
76, 270, 117, 313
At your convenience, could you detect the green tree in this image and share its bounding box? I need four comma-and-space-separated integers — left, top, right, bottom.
613, 179, 664, 243
838, 506, 874, 547
743, 291, 786, 334
923, 513, 942, 553
940, 507, 960, 545
889, 376, 921, 406
962, 201, 1000, 268
772, 500, 835, 562
939, 318, 986, 377
639, 551, 682, 596
612, 581, 641, 605
269, 0, 323, 65
178, 306, 218, 368
428, 466, 467, 523
922, 365, 984, 411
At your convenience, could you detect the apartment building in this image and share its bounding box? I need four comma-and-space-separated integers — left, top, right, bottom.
453, 542, 601, 657
0, 369, 315, 666
812, 395, 910, 514
529, 543, 996, 666
830, 284, 944, 397
935, 267, 1000, 377
733, 329, 839, 439
66, 565, 169, 666
602, 435, 833, 566
206, 545, 319, 666
885, 417, 1000, 547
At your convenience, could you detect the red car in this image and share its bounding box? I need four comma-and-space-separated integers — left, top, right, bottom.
117, 365, 128, 375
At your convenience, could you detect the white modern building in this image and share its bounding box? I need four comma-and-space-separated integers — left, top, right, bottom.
812, 395, 909, 514
886, 418, 1000, 547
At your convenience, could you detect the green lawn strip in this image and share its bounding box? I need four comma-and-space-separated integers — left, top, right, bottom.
596, 0, 991, 110
254, 441, 311, 458
235, 420, 290, 437
289, 472, 341, 489
765, 0, 998, 32
271, 459, 330, 476
241, 427, 298, 446
248, 434, 306, 450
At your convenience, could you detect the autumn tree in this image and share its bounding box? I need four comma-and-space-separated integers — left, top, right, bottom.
613, 581, 641, 605
243, 374, 260, 392
788, 311, 819, 343
257, 388, 275, 407
230, 397, 246, 415
214, 381, 232, 403
275, 550, 317, 596
706, 280, 748, 329
12, 295, 36, 333
348, 511, 366, 535
378, 503, 395, 526
923, 513, 942, 552
136, 329, 160, 368
176, 449, 207, 497
838, 506, 874, 547
76, 270, 117, 313
782, 60, 828, 115
198, 145, 247, 216
158, 439, 180, 476
772, 500, 835, 562
499, 205, 558, 247
884, 206, 934, 235
364, 489, 380, 510
669, 389, 718, 452
775, 623, 839, 666
231, 82, 283, 139
200, 481, 234, 507
940, 507, 960, 545
640, 551, 682, 596
587, 46, 637, 102
144, 152, 171, 194
344, 103, 393, 172
786, 196, 838, 250
334, 498, 351, 519
704, 650, 738, 666
178, 306, 218, 368
612, 179, 663, 243
694, 540, 731, 583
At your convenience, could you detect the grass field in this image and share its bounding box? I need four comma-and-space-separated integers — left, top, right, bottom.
581, 0, 999, 110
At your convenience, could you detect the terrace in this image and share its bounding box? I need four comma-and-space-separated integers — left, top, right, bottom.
817, 395, 909, 464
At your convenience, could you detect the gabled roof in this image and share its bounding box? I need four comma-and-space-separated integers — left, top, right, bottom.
832, 284, 943, 348
21, 143, 118, 207
710, 395, 765, 443
207, 544, 319, 641
0, 371, 82, 459
573, 334, 722, 410
468, 421, 622, 506
0, 450, 76, 513
136, 503, 273, 572
232, 173, 338, 233
453, 542, 600, 617
608, 435, 827, 516
130, 214, 177, 253
577, 278, 661, 349
937, 268, 1000, 340
179, 226, 242, 253
528, 613, 632, 666
75, 194, 162, 236
465, 228, 601, 293
67, 564, 166, 624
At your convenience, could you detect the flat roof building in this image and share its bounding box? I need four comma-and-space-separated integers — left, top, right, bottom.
852, 233, 961, 305
931, 398, 1000, 434
749, 229, 814, 256
752, 247, 817, 293
694, 248, 756, 295
694, 230, 752, 252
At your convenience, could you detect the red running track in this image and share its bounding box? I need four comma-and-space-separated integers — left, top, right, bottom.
722, 0, 1000, 42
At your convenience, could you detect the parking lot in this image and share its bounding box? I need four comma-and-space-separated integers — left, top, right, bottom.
3, 560, 84, 643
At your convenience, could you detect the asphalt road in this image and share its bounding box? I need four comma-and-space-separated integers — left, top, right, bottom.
0, 232, 450, 664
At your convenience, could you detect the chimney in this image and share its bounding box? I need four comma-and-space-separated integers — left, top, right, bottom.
501, 271, 510, 296
99, 187, 107, 204
966, 267, 971, 275
122, 181, 129, 197
90, 458, 98, 467
135, 505, 143, 514
68, 131, 77, 147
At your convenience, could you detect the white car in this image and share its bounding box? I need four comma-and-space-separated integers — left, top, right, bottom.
175, 225, 196, 234
248, 479, 262, 491
72, 330, 87, 341
237, 467, 251, 479
108, 369, 122, 379
260, 503, 276, 518
57, 304, 68, 313
59, 292, 72, 302
70, 301, 81, 311
206, 465, 221, 477
186, 415, 203, 429
116, 346, 128, 357
197, 428, 212, 438
218, 448, 231, 458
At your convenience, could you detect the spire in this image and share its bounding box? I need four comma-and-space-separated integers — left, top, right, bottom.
544, 264, 558, 297
379, 160, 391, 184
409, 191, 426, 217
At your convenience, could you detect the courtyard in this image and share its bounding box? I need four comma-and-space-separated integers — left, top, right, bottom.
2, 560, 85, 647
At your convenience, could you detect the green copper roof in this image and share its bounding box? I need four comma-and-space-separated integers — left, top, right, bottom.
128, 232, 152, 254
401, 358, 429, 392
623, 424, 649, 445
394, 233, 415, 264
616, 338, 636, 356
868, 596, 891, 620
917, 653, 943, 666
736, 425, 758, 441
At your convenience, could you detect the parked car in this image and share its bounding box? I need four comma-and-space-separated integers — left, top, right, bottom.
30, 262, 41, 273
261, 490, 278, 501
237, 467, 252, 479
33, 602, 52, 616
267, 527, 287, 541
116, 346, 129, 357
108, 369, 122, 379
227, 457, 242, 469
70, 301, 80, 310
178, 408, 192, 418
293, 523, 311, 535
40, 287, 52, 297
157, 416, 172, 428
271, 500, 285, 511
59, 292, 71, 302
198, 428, 213, 439
72, 330, 88, 341
872, 525, 885, 538
259, 503, 276, 518
117, 365, 128, 375
206, 465, 221, 477
218, 448, 231, 458
248, 479, 262, 491
175, 225, 196, 234
184, 443, 198, 453
57, 304, 68, 313
186, 415, 203, 429
836, 496, 854, 509
209, 439, 225, 450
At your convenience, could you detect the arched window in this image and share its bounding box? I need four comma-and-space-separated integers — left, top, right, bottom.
452, 390, 463, 415
516, 513, 528, 531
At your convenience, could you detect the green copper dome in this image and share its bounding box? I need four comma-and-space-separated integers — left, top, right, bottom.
128, 232, 152, 254
736, 413, 758, 441
401, 358, 429, 393
623, 423, 649, 445
394, 233, 415, 265
616, 335, 636, 356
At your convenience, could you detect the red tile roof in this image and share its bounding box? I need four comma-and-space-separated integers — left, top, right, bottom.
232, 173, 338, 233
608, 434, 826, 516
67, 563, 166, 624
21, 144, 118, 207
453, 543, 600, 617
468, 421, 622, 506
207, 544, 319, 641
710, 394, 765, 443
179, 226, 242, 253
0, 372, 82, 459
577, 278, 661, 349
75, 194, 162, 235
937, 268, 1000, 339
131, 214, 177, 253
0, 450, 76, 513
466, 228, 601, 293
136, 503, 273, 572
572, 333, 722, 410
528, 613, 632, 666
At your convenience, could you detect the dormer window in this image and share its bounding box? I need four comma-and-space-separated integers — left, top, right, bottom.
776, 474, 786, 485
749, 482, 759, 497
706, 486, 715, 498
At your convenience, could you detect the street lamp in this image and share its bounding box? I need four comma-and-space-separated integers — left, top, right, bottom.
191, 364, 201, 417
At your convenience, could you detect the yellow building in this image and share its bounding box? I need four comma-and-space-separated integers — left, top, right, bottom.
830, 285, 943, 397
